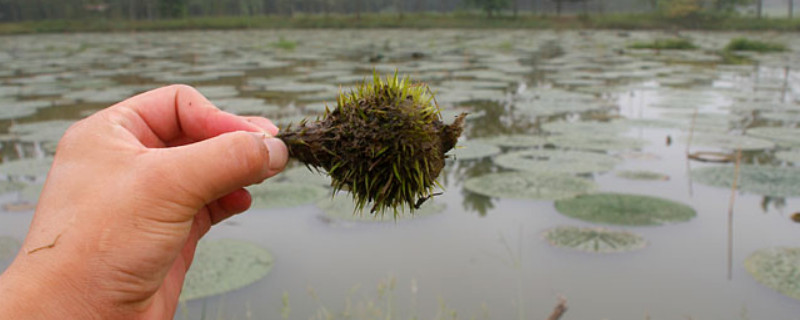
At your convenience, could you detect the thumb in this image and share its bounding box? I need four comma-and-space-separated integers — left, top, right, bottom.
152, 131, 288, 209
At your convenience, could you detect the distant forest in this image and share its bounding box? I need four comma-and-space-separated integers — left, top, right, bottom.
0, 0, 794, 22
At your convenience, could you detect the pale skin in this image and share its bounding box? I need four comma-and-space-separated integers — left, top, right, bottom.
0, 85, 288, 319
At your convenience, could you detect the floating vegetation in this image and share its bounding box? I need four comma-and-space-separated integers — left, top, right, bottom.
0, 158, 53, 177
277, 73, 464, 215
279, 166, 332, 187
541, 121, 628, 136
180, 239, 274, 302
543, 226, 647, 253
214, 98, 280, 116
616, 170, 670, 181
478, 134, 548, 148
725, 38, 787, 53
744, 247, 800, 301
448, 140, 501, 161
746, 127, 800, 148
0, 236, 20, 261
629, 38, 697, 50
464, 172, 597, 200
247, 182, 328, 209
555, 193, 696, 226
0, 180, 26, 194
548, 133, 646, 151
686, 133, 775, 151
494, 149, 620, 174
318, 194, 445, 222
692, 165, 800, 197
687, 151, 734, 163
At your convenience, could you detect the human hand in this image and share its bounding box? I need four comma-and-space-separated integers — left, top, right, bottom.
0, 85, 288, 319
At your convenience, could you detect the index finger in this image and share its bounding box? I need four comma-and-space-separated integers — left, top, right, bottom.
110, 84, 267, 145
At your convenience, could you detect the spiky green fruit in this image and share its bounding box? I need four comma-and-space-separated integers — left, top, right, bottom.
277, 73, 465, 216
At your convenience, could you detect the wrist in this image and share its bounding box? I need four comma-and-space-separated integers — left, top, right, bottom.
0, 255, 103, 320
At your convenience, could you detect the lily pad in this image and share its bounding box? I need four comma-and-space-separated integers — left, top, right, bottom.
691, 165, 800, 197
775, 151, 800, 163
747, 127, 800, 148
478, 134, 548, 148
744, 247, 800, 301
247, 182, 328, 209
448, 140, 502, 161
555, 193, 696, 226
214, 98, 281, 116
541, 121, 629, 136
464, 172, 597, 200
685, 133, 775, 151
0, 236, 20, 261
0, 158, 53, 177
494, 149, 620, 174
543, 226, 647, 253
318, 194, 445, 222
616, 170, 670, 181
180, 239, 274, 302
548, 133, 646, 151
0, 180, 26, 194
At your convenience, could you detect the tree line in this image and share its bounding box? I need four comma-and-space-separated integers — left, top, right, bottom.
0, 0, 793, 22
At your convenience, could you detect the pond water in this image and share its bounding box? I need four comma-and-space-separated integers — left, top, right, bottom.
0, 29, 799, 319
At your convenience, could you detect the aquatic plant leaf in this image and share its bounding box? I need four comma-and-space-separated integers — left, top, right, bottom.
448, 140, 501, 161
747, 127, 800, 148
555, 193, 696, 226
616, 170, 669, 181
691, 165, 800, 197
464, 172, 597, 200
548, 133, 646, 151
0, 158, 53, 177
0, 236, 20, 261
478, 134, 548, 148
318, 194, 445, 222
180, 239, 274, 302
247, 182, 328, 209
543, 226, 647, 253
541, 121, 629, 135
775, 151, 800, 163
685, 132, 775, 151
744, 247, 800, 301
0, 180, 26, 194
494, 149, 620, 174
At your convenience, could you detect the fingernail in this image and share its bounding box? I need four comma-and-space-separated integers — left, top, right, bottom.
263, 136, 288, 172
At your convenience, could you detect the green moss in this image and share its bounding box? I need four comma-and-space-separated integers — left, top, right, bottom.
629, 38, 696, 50
725, 38, 787, 52
555, 193, 696, 226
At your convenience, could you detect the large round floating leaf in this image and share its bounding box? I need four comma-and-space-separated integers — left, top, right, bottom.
541, 121, 628, 136
464, 172, 597, 200
180, 239, 274, 302
555, 193, 696, 226
548, 133, 646, 151
747, 127, 800, 148
744, 247, 800, 301
685, 132, 775, 151
775, 150, 800, 163
318, 194, 445, 222
691, 165, 800, 197
543, 226, 647, 253
493, 149, 620, 174
616, 170, 670, 181
247, 182, 328, 209
0, 158, 53, 177
478, 134, 548, 148
448, 140, 501, 161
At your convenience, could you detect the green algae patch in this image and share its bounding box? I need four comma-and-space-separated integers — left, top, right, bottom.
744, 247, 800, 301
464, 172, 597, 201
318, 194, 445, 222
247, 182, 328, 209
691, 165, 800, 198
180, 239, 274, 302
494, 149, 620, 174
544, 226, 647, 253
555, 193, 696, 226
